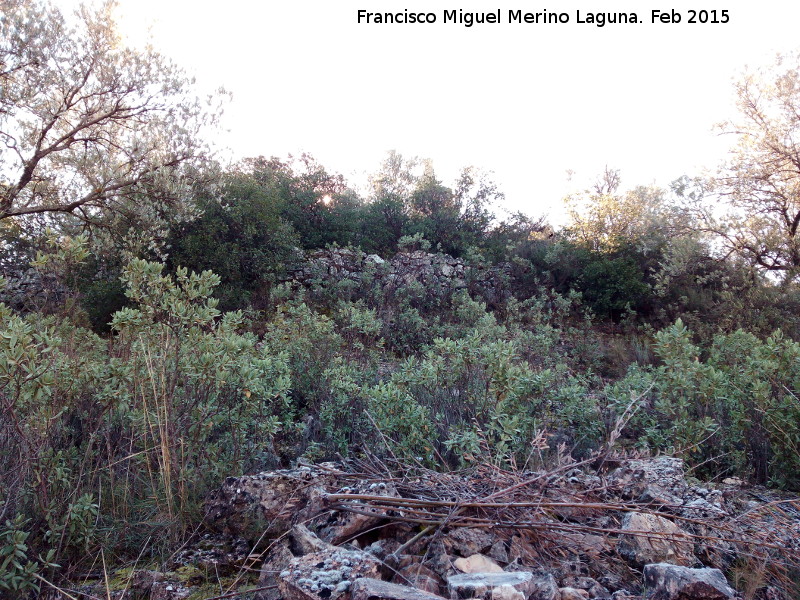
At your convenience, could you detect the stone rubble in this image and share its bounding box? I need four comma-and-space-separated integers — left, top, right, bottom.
76, 456, 800, 600
642, 564, 737, 600
284, 248, 512, 302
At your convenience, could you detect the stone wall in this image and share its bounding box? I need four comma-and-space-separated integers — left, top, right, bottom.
0, 266, 66, 312
286, 248, 511, 299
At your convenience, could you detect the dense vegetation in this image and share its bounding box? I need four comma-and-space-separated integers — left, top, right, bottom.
3, 0, 800, 595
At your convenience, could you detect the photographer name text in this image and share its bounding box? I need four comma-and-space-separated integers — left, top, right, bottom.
356, 9, 730, 27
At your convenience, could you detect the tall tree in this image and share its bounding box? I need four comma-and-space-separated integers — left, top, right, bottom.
0, 0, 222, 226
565, 168, 679, 254
707, 52, 800, 279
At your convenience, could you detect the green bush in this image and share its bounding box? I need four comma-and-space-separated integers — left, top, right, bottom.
0, 258, 293, 572
613, 320, 800, 487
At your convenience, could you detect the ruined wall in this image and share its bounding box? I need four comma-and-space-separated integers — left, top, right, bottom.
287, 248, 511, 299
0, 267, 65, 312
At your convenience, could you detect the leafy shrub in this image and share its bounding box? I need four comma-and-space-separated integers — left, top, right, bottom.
614, 320, 800, 487
0, 258, 293, 572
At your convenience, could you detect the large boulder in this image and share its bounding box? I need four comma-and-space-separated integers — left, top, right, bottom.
204, 464, 342, 538
642, 563, 737, 600
617, 512, 694, 567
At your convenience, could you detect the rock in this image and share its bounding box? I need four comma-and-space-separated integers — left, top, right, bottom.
395, 564, 446, 595
351, 577, 448, 600
559, 576, 609, 598
617, 512, 694, 567
637, 485, 684, 508
721, 478, 743, 487
317, 480, 400, 544
258, 538, 295, 600
492, 585, 526, 600
205, 464, 342, 538
171, 533, 251, 574
487, 541, 509, 564
560, 562, 590, 579
607, 458, 688, 503
521, 573, 560, 600
454, 554, 504, 574
364, 538, 403, 561
278, 545, 381, 600
597, 573, 626, 594
258, 524, 347, 597
447, 528, 497, 556
642, 563, 737, 600
290, 524, 338, 555
282, 249, 506, 299
681, 497, 727, 517
559, 533, 611, 558
559, 588, 590, 600
448, 572, 558, 600
423, 539, 457, 580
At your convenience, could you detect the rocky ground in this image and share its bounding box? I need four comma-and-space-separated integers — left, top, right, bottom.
66, 455, 800, 600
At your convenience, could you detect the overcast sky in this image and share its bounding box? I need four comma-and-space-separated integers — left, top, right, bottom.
85, 0, 800, 223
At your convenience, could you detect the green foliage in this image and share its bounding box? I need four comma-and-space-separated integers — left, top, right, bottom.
167, 175, 300, 310
111, 259, 291, 518
0, 257, 292, 572
0, 515, 57, 595
577, 252, 650, 320
10, 144, 800, 590
352, 294, 605, 467
614, 319, 800, 487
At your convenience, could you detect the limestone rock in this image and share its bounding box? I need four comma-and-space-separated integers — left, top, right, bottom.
317, 480, 400, 544
351, 577, 448, 600
642, 563, 737, 600
559, 588, 590, 600
607, 458, 688, 503
204, 463, 342, 538
559, 576, 609, 598
278, 545, 381, 600
454, 554, 505, 574
492, 584, 526, 600
617, 512, 694, 567
487, 540, 509, 564
171, 533, 251, 574
290, 523, 339, 555
258, 537, 295, 600
394, 563, 446, 595
447, 528, 497, 556
448, 572, 558, 600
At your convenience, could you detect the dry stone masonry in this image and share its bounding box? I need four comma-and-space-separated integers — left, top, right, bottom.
71, 456, 800, 600
285, 248, 511, 300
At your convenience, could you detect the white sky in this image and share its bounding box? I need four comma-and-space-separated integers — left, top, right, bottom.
71, 0, 800, 223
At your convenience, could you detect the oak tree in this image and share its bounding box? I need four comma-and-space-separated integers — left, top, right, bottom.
711, 52, 800, 279
0, 0, 221, 226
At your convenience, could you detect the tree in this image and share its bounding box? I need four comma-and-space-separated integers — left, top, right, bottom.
167, 173, 299, 310
238, 154, 359, 250
0, 0, 221, 226
709, 52, 800, 279
565, 168, 677, 253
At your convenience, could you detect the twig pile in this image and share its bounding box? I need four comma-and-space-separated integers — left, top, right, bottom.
323, 453, 800, 593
